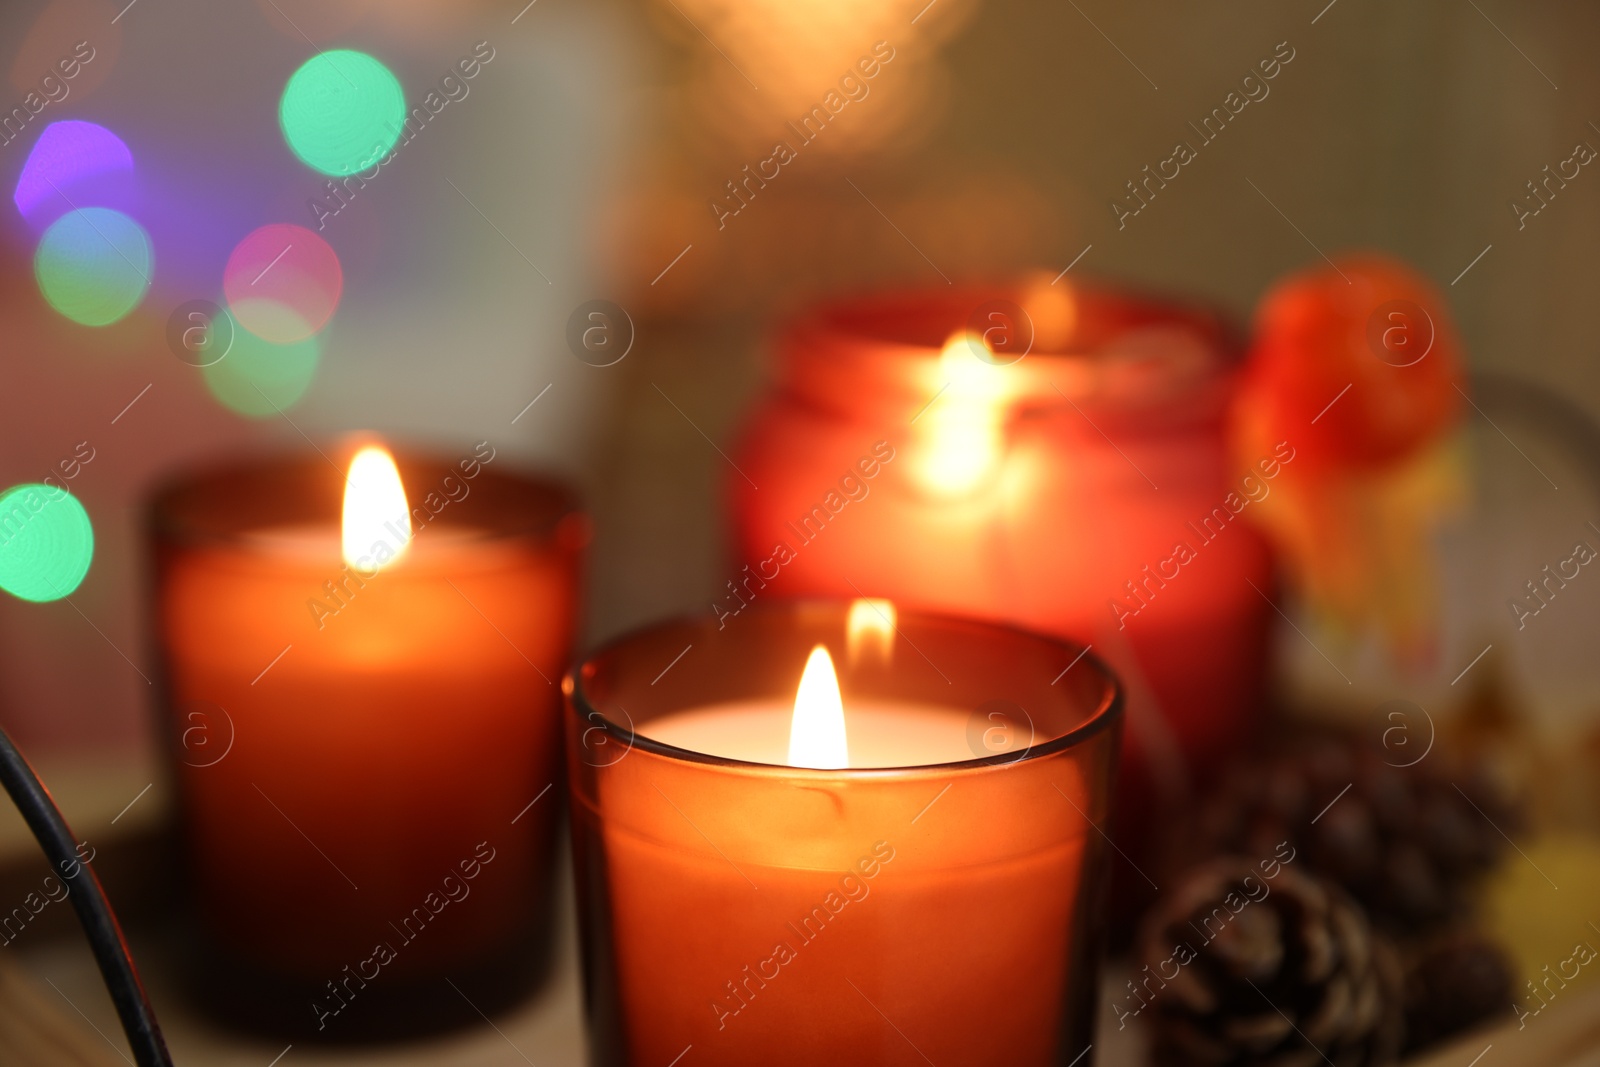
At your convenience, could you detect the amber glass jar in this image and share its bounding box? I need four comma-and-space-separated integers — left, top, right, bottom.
565, 600, 1122, 1066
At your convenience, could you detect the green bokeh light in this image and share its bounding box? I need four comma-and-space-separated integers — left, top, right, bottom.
34, 208, 153, 327
280, 50, 405, 177
202, 299, 321, 418
0, 484, 94, 602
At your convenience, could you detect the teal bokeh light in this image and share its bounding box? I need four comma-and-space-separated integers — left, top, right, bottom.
0, 484, 94, 602
280, 50, 405, 177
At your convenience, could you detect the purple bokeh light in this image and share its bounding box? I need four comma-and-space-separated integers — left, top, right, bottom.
14, 120, 135, 230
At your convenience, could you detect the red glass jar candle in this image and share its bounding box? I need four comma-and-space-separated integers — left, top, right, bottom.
727, 281, 1276, 853
148, 445, 587, 1037
565, 600, 1123, 1066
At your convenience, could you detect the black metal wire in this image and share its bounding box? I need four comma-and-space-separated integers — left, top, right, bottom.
0, 726, 173, 1067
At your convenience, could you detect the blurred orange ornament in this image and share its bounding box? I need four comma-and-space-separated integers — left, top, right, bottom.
1234, 255, 1469, 663
1240, 254, 1464, 471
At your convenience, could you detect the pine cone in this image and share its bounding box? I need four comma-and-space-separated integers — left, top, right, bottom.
1164, 728, 1517, 932
1401, 928, 1514, 1054
1136, 858, 1403, 1067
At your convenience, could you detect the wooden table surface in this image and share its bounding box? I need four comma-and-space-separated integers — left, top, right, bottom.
1, 752, 1595, 1065
8, 904, 1596, 1067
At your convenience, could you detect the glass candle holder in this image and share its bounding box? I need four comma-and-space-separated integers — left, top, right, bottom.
727, 281, 1275, 858
565, 600, 1123, 1066
147, 447, 587, 1037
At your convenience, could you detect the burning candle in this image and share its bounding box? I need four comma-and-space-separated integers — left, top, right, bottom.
565, 599, 1122, 1066
727, 281, 1275, 858
643, 644, 976, 768
149, 443, 586, 1035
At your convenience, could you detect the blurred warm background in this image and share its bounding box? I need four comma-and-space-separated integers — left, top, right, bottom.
3, 0, 1600, 1060
6, 0, 1600, 758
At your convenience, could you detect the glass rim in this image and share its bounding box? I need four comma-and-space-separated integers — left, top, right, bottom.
565, 601, 1123, 777
782, 279, 1243, 362
771, 281, 1244, 422
146, 446, 585, 553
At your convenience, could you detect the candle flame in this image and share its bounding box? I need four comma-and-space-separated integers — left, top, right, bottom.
846, 598, 895, 666
342, 445, 410, 570
788, 644, 848, 769
1020, 272, 1078, 351
912, 332, 1007, 497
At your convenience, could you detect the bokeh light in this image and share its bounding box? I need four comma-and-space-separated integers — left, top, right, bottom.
201, 303, 321, 418
664, 0, 974, 156
14, 120, 134, 228
223, 223, 343, 342
0, 484, 94, 603
34, 207, 153, 326
279, 50, 405, 177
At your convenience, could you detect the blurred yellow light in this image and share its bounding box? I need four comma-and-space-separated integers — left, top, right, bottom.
912, 332, 1008, 497
1021, 272, 1078, 351
847, 598, 895, 665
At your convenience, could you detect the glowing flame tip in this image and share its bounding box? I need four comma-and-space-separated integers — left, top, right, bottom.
847, 599, 896, 665
788, 644, 848, 769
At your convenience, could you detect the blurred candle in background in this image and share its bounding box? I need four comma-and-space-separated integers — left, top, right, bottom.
728, 280, 1276, 861
149, 442, 586, 1035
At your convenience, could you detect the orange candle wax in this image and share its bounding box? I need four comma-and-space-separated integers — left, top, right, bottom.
566, 601, 1122, 1066
149, 445, 586, 1035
